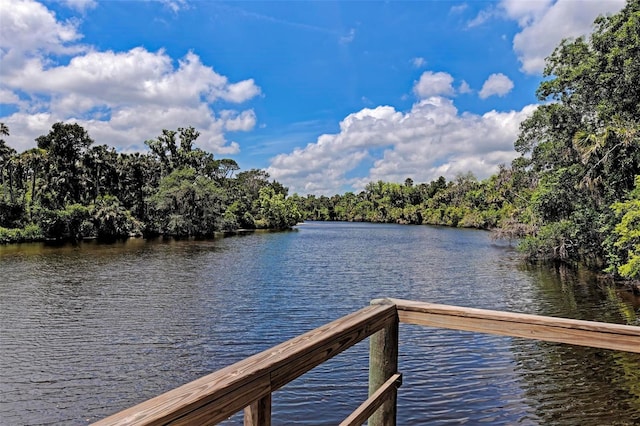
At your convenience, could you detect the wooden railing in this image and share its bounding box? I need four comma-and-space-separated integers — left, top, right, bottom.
94, 298, 640, 426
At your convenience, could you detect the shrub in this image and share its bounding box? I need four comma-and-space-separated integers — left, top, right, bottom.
0, 224, 44, 243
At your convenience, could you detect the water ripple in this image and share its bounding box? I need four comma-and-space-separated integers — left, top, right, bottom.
1, 223, 638, 425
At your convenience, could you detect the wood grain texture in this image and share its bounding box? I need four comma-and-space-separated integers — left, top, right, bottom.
368, 308, 399, 426
373, 298, 640, 353
93, 303, 397, 426
244, 394, 271, 426
94, 298, 640, 425
340, 373, 402, 426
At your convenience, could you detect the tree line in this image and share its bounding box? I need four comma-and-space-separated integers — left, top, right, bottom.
0, 124, 301, 242
294, 1, 640, 281
294, 171, 524, 229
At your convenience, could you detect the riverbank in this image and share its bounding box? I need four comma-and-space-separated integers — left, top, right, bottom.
0, 223, 295, 245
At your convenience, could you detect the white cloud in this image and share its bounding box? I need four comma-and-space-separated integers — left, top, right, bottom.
0, 89, 20, 105
0, 0, 260, 156
3, 104, 243, 155
500, 0, 551, 27
267, 96, 537, 195
467, 7, 497, 28
501, 0, 625, 74
222, 110, 257, 132
450, 4, 468, 14
467, 1, 625, 74
458, 80, 472, 94
160, 0, 189, 13
60, 0, 97, 12
0, 0, 84, 57
478, 73, 514, 99
412, 57, 427, 68
339, 28, 356, 44
223, 79, 262, 103
3, 49, 259, 109
413, 71, 455, 99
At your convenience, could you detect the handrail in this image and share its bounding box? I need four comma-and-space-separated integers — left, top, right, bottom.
374, 298, 640, 353
94, 298, 640, 426
93, 303, 397, 425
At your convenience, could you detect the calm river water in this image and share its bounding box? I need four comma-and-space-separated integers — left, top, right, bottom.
1, 221, 639, 425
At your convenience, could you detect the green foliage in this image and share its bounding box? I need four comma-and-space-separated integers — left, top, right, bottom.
530, 167, 580, 222
609, 176, 640, 278
0, 224, 43, 243
220, 210, 239, 231
37, 208, 70, 239
519, 220, 579, 261
35, 204, 90, 240
90, 195, 140, 240
255, 187, 302, 229
300, 173, 513, 231
0, 200, 24, 228
0, 122, 296, 243
509, 1, 640, 265
36, 122, 94, 208
65, 204, 91, 240
147, 167, 225, 237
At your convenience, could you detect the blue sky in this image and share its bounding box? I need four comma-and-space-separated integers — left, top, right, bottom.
0, 0, 626, 195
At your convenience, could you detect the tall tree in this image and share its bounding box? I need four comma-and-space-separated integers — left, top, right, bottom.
83, 145, 119, 202
145, 126, 202, 177
36, 122, 94, 208
0, 123, 16, 203
20, 147, 47, 220
146, 167, 225, 236
512, 0, 640, 263
609, 176, 640, 278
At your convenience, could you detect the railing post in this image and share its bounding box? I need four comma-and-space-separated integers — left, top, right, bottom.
368, 302, 399, 426
244, 394, 271, 426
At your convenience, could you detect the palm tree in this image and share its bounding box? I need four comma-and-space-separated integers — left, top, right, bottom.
20, 148, 47, 220
573, 118, 640, 201
0, 123, 15, 202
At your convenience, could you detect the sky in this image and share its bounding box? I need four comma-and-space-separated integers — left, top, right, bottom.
0, 0, 627, 195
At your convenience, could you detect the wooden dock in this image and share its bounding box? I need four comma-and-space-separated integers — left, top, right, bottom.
93, 298, 640, 426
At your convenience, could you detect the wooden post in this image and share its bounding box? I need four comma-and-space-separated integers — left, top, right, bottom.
244, 394, 271, 426
368, 302, 399, 426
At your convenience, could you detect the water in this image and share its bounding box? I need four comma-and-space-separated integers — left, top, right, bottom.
0, 221, 638, 425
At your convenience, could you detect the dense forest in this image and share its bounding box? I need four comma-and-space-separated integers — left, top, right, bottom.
0, 123, 302, 242
1, 2, 639, 282
294, 1, 640, 280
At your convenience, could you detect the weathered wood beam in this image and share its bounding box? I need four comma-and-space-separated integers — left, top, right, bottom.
244, 394, 271, 426
341, 373, 402, 426
367, 303, 399, 426
94, 298, 640, 426
93, 303, 397, 426
373, 298, 640, 354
